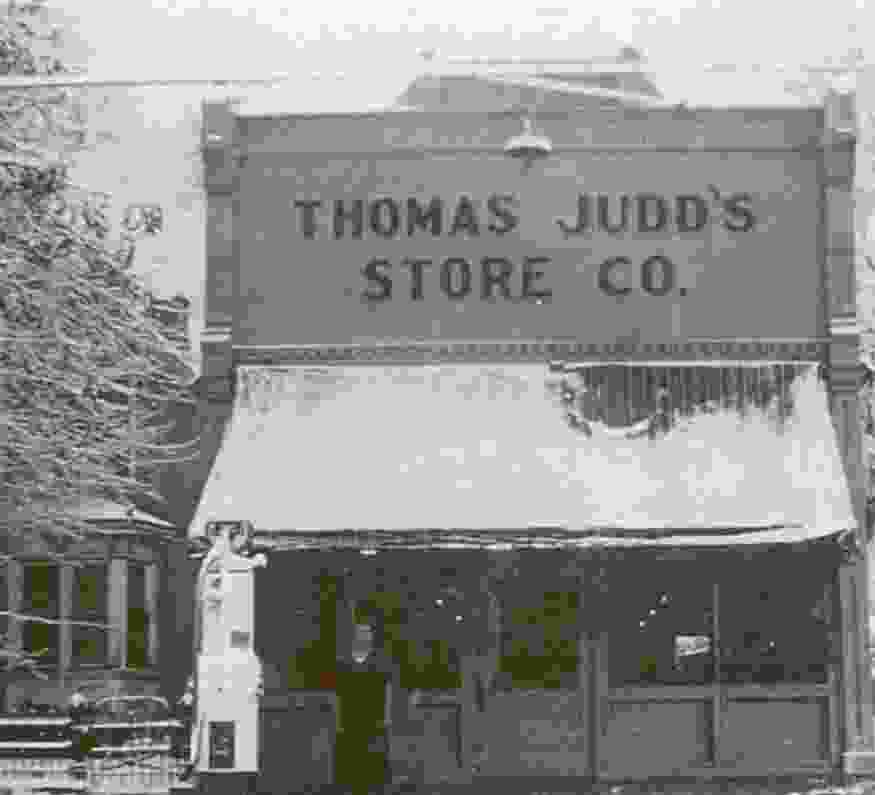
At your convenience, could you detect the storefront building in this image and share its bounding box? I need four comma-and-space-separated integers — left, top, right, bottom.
189, 77, 873, 791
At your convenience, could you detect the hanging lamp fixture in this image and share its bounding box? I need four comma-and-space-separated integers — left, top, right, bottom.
503, 116, 553, 167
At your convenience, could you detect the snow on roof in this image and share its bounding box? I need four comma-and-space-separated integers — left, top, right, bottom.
234, 55, 829, 118
55, 498, 175, 529
192, 363, 854, 541
652, 64, 823, 108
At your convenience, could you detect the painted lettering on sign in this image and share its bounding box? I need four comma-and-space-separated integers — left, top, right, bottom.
555, 187, 755, 237
293, 195, 520, 240
293, 190, 758, 304
361, 256, 553, 303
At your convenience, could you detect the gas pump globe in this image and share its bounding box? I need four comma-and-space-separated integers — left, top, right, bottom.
193, 521, 266, 795
351, 623, 374, 665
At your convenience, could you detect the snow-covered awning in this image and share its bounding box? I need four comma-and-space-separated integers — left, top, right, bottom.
190, 362, 855, 549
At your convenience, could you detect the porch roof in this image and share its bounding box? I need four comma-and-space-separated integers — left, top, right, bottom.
189, 361, 855, 549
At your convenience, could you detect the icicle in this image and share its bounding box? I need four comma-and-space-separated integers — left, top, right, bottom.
751, 366, 763, 414
681, 366, 693, 418
750, 365, 762, 414
643, 367, 655, 434
778, 364, 791, 421
730, 366, 741, 414
630, 366, 645, 425
236, 369, 251, 410
704, 367, 715, 413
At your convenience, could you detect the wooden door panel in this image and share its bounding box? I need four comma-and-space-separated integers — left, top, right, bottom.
599, 699, 711, 777
473, 690, 588, 777
720, 699, 829, 770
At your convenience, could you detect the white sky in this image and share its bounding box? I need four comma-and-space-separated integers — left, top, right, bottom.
60, 0, 869, 79
49, 0, 875, 366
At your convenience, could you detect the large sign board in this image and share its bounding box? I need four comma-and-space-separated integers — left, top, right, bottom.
234, 143, 822, 349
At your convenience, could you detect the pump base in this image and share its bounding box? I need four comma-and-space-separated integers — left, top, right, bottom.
196, 771, 257, 795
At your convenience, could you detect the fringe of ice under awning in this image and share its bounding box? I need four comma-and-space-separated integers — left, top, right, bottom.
545, 361, 810, 441
235, 360, 812, 441
235, 360, 814, 404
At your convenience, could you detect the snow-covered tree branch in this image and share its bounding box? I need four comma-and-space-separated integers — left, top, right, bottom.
1, 0, 197, 554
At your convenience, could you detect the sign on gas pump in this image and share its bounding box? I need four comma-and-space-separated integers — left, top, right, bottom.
208, 721, 235, 770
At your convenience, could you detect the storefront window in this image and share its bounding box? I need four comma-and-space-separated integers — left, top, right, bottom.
370, 589, 462, 691
277, 573, 335, 689
395, 636, 461, 691
608, 565, 714, 687
499, 589, 580, 689
719, 566, 832, 684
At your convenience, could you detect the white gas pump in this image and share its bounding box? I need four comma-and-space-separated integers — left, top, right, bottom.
191, 521, 266, 794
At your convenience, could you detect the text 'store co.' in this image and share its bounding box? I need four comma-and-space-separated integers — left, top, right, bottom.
293, 190, 757, 302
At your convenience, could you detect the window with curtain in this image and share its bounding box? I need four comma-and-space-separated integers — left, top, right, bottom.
719, 563, 832, 685
23, 563, 59, 667
607, 563, 714, 687
498, 588, 580, 690
126, 564, 150, 669
73, 565, 107, 666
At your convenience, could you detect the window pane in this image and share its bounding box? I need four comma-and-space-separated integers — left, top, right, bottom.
126, 565, 148, 669
25, 564, 58, 614
25, 623, 58, 665
0, 565, 7, 641
75, 566, 106, 615
499, 589, 580, 690
74, 566, 107, 665
23, 564, 58, 667
347, 580, 464, 692
381, 589, 462, 691
719, 562, 832, 684
396, 637, 461, 691
608, 562, 714, 687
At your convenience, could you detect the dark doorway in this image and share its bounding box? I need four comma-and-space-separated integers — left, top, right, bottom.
333, 656, 391, 793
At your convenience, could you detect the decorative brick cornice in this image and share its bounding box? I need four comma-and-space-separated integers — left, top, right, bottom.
233, 339, 827, 367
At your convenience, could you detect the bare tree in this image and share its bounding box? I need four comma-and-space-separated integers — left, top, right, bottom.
0, 0, 195, 671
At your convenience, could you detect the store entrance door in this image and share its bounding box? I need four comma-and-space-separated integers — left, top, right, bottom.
333, 626, 392, 793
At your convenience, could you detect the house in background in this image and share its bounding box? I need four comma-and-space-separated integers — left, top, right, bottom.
1, 500, 175, 710
0, 293, 199, 712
